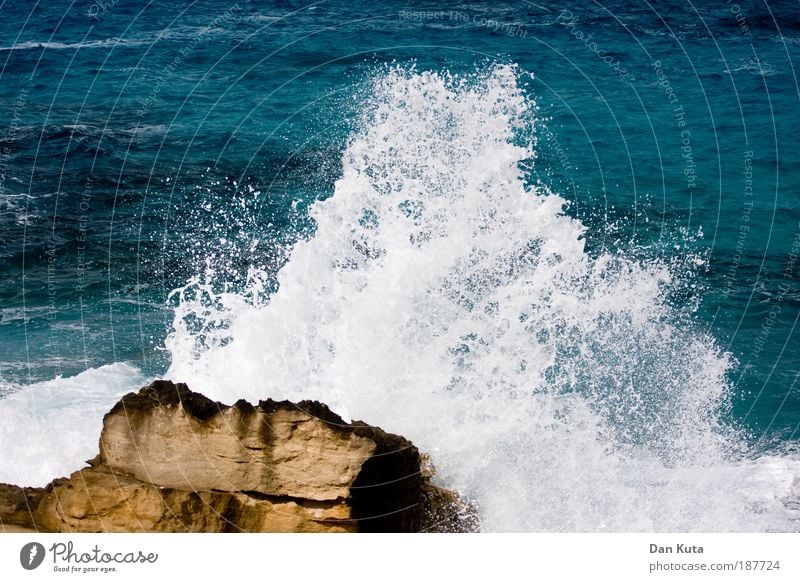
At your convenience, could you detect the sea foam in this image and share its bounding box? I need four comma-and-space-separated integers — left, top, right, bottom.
163, 64, 800, 531
4, 64, 796, 530
0, 363, 149, 486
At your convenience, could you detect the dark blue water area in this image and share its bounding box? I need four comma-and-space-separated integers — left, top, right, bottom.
0, 0, 798, 440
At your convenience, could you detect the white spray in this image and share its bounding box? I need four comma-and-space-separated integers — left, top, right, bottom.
165, 64, 800, 531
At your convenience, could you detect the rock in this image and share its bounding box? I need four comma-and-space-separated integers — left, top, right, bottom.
0, 381, 478, 533
33, 465, 354, 533
100, 382, 382, 501
0, 483, 43, 531
421, 482, 481, 533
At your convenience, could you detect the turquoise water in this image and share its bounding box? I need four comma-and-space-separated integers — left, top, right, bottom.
1, 1, 799, 530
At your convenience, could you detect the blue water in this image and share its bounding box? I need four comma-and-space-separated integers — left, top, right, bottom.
1, 1, 800, 528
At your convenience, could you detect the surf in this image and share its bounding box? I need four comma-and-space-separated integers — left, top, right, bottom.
161, 64, 800, 532
2, 63, 797, 531
0, 363, 149, 486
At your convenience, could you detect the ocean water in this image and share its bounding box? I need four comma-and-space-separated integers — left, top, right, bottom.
1, 0, 799, 532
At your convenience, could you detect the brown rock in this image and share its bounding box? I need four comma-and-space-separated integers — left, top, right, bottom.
33, 465, 354, 533
1, 381, 478, 533
421, 482, 480, 533
0, 483, 44, 530
100, 383, 379, 501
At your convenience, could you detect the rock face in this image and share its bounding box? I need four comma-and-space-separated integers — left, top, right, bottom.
0, 381, 478, 533
100, 386, 381, 502
0, 483, 42, 531
32, 465, 354, 533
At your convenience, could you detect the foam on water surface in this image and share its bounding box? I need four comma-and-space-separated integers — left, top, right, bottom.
3, 64, 797, 531
0, 363, 149, 487
162, 64, 800, 531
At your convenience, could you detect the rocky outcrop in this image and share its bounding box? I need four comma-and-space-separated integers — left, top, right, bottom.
31, 465, 354, 533
0, 381, 477, 533
0, 483, 42, 531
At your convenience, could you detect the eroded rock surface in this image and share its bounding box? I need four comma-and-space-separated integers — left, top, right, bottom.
0, 381, 478, 533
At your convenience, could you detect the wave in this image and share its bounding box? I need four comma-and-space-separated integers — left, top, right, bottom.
0, 25, 240, 53
0, 60, 776, 530
0, 363, 150, 487
0, 38, 144, 52
161, 63, 800, 531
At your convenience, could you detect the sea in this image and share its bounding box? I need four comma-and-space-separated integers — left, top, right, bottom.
1, 0, 799, 532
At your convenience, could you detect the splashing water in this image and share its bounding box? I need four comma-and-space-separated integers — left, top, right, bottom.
165, 64, 800, 532
0, 363, 150, 486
